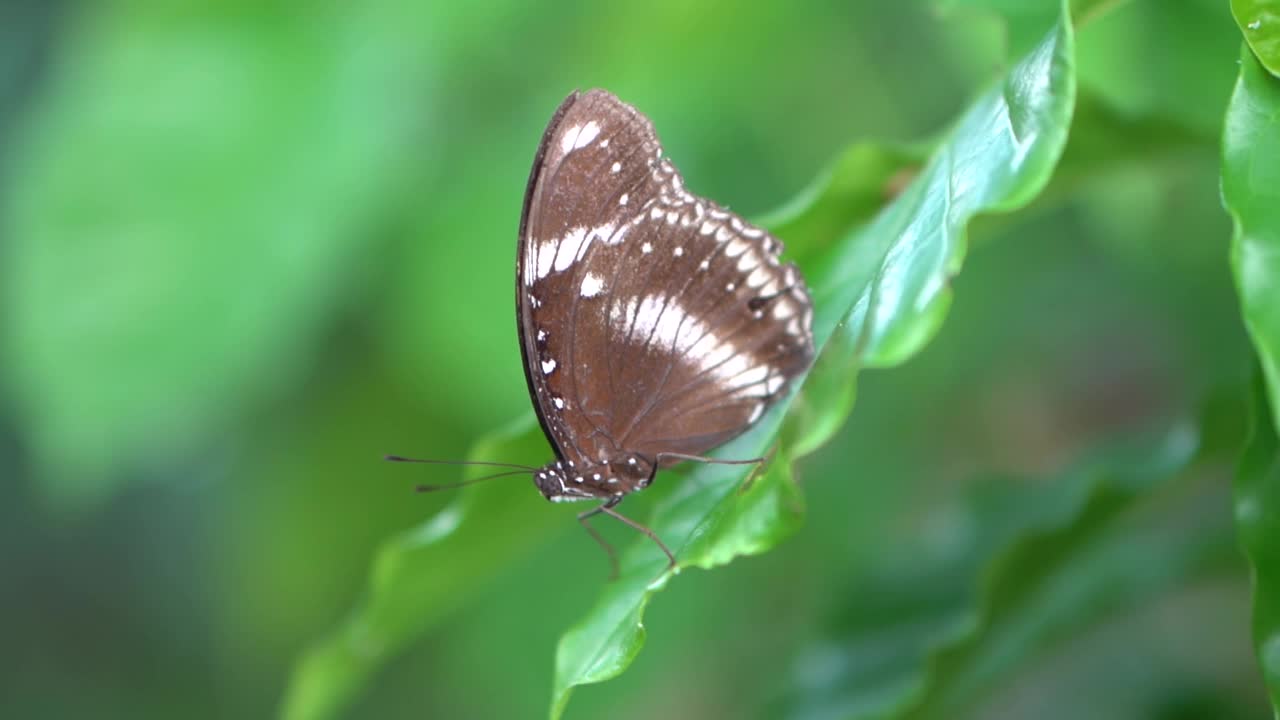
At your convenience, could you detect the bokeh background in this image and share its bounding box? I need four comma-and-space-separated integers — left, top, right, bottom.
0, 0, 1265, 718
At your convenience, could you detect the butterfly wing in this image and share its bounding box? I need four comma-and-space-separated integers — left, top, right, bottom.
517, 89, 813, 470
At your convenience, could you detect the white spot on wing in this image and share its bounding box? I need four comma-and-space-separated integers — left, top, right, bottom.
536, 238, 557, 279
674, 247, 684, 257
629, 292, 680, 348
641, 242, 652, 254
611, 162, 622, 173
561, 121, 601, 153
626, 296, 704, 355
698, 338, 735, 368
541, 358, 557, 374
605, 291, 789, 404
610, 296, 637, 330
553, 397, 566, 409
559, 126, 579, 154
580, 272, 605, 298
604, 221, 631, 245
725, 238, 750, 258
553, 227, 588, 273
587, 223, 616, 251
730, 363, 769, 390
619, 193, 629, 206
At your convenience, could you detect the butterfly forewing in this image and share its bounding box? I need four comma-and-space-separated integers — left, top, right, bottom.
517, 89, 813, 498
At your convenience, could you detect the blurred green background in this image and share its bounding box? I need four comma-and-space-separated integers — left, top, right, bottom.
0, 0, 1268, 718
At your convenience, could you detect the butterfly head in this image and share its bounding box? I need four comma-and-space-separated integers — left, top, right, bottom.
533, 454, 656, 502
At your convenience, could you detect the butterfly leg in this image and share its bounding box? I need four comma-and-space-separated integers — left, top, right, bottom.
578, 500, 678, 579
577, 504, 621, 580
598, 500, 677, 572
654, 451, 765, 467
654, 451, 769, 490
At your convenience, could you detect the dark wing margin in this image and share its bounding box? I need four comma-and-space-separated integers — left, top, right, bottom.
517, 90, 579, 462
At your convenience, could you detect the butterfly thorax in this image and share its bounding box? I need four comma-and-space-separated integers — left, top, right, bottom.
533, 454, 655, 502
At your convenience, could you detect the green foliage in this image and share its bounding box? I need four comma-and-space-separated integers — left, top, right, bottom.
1225, 45, 1280, 438
0, 4, 428, 510
283, 417, 563, 720
1, 1, 1277, 719
1238, 377, 1280, 711
785, 419, 1238, 720
1077, 0, 1237, 135
1233, 0, 1280, 76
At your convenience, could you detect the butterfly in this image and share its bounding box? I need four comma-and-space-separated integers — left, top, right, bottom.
513, 89, 814, 569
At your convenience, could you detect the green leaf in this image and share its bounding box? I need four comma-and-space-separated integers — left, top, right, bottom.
1234, 0, 1280, 77
783, 419, 1238, 720
892, 430, 1238, 720
1238, 375, 1280, 713
281, 416, 563, 720
1224, 45, 1280, 437
552, 7, 1076, 718
0, 4, 426, 510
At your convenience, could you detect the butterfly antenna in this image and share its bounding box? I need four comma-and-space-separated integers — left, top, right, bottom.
384, 455, 538, 473
413, 470, 532, 493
